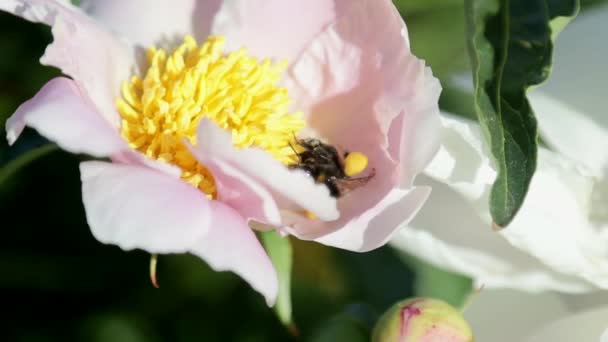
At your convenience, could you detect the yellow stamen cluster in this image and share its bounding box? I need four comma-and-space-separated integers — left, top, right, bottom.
117, 35, 305, 196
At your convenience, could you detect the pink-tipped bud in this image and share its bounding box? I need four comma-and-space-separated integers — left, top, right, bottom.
372, 297, 473, 342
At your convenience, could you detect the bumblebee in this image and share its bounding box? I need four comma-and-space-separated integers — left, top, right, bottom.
289, 137, 374, 197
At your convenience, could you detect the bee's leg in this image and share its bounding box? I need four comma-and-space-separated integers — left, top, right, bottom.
350, 168, 376, 183
325, 178, 341, 198
288, 140, 300, 159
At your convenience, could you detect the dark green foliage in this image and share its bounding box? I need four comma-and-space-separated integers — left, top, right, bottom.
465, 0, 579, 226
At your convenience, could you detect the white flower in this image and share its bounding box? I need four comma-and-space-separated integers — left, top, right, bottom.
465, 289, 608, 342
390, 4, 608, 292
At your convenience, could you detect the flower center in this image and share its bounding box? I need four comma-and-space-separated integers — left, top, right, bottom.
117, 35, 305, 196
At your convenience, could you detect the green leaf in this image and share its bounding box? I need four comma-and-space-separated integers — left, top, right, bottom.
393, 0, 461, 15
259, 231, 293, 328
310, 312, 370, 342
465, 0, 579, 227
407, 6, 469, 79
412, 260, 473, 309
0, 144, 58, 185
397, 254, 473, 309
439, 81, 477, 121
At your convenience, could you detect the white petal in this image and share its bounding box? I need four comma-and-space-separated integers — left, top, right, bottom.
524, 306, 608, 342
533, 4, 608, 128
528, 5, 608, 173
464, 289, 569, 342
424, 112, 496, 206
391, 175, 595, 293
501, 149, 608, 288
529, 92, 608, 176
467, 290, 608, 342
392, 113, 608, 292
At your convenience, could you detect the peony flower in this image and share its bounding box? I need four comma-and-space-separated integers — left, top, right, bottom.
2, 0, 441, 304
372, 297, 473, 342
390, 4, 608, 292
465, 289, 608, 342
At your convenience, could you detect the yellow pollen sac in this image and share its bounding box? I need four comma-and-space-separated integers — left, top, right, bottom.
344, 152, 369, 177
117, 35, 305, 196
304, 211, 317, 220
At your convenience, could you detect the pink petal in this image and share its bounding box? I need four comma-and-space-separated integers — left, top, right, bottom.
1, 0, 135, 129
80, 161, 211, 252
81, 0, 345, 62
285, 0, 440, 178
6, 77, 126, 157
210, 0, 350, 60
280, 0, 440, 247
282, 162, 414, 242
314, 186, 431, 252
186, 142, 281, 226
196, 119, 339, 222
80, 160, 277, 304
391, 67, 442, 187
111, 149, 182, 178
80, 0, 198, 48
191, 202, 278, 306
291, 2, 437, 163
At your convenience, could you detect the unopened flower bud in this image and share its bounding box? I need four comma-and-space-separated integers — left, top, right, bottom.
372, 297, 473, 342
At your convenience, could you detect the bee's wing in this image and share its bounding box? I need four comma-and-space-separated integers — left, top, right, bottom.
334, 169, 376, 196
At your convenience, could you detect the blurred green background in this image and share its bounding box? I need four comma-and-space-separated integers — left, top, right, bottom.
8, 0, 605, 340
